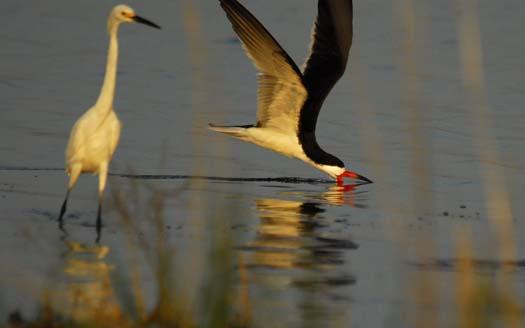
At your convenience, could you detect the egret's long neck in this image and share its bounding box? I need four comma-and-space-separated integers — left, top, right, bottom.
95, 22, 120, 111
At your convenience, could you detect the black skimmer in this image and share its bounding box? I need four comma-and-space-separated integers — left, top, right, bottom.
210, 0, 371, 184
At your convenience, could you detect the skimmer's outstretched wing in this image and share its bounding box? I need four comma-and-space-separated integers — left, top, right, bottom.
301, 0, 353, 132
220, 0, 308, 134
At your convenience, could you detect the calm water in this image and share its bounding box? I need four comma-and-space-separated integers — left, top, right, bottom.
1, 0, 524, 327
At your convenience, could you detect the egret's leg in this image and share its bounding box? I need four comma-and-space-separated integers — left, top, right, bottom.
96, 199, 102, 243
58, 190, 70, 223
58, 163, 82, 222
96, 162, 108, 242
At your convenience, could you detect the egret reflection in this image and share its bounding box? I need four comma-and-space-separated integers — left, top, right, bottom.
50, 241, 122, 324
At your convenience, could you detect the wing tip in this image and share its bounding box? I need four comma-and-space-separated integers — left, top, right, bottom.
219, 0, 239, 11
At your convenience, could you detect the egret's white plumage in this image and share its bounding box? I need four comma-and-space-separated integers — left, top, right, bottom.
58, 5, 160, 230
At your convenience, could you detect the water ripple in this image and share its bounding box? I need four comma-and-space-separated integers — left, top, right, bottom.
0, 165, 335, 184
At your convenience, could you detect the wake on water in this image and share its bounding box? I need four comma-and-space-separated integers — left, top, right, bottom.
0, 166, 334, 184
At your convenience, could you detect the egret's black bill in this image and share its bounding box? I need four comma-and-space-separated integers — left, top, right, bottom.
133, 15, 161, 29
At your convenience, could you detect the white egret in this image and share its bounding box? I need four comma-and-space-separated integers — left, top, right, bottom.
58, 5, 160, 229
